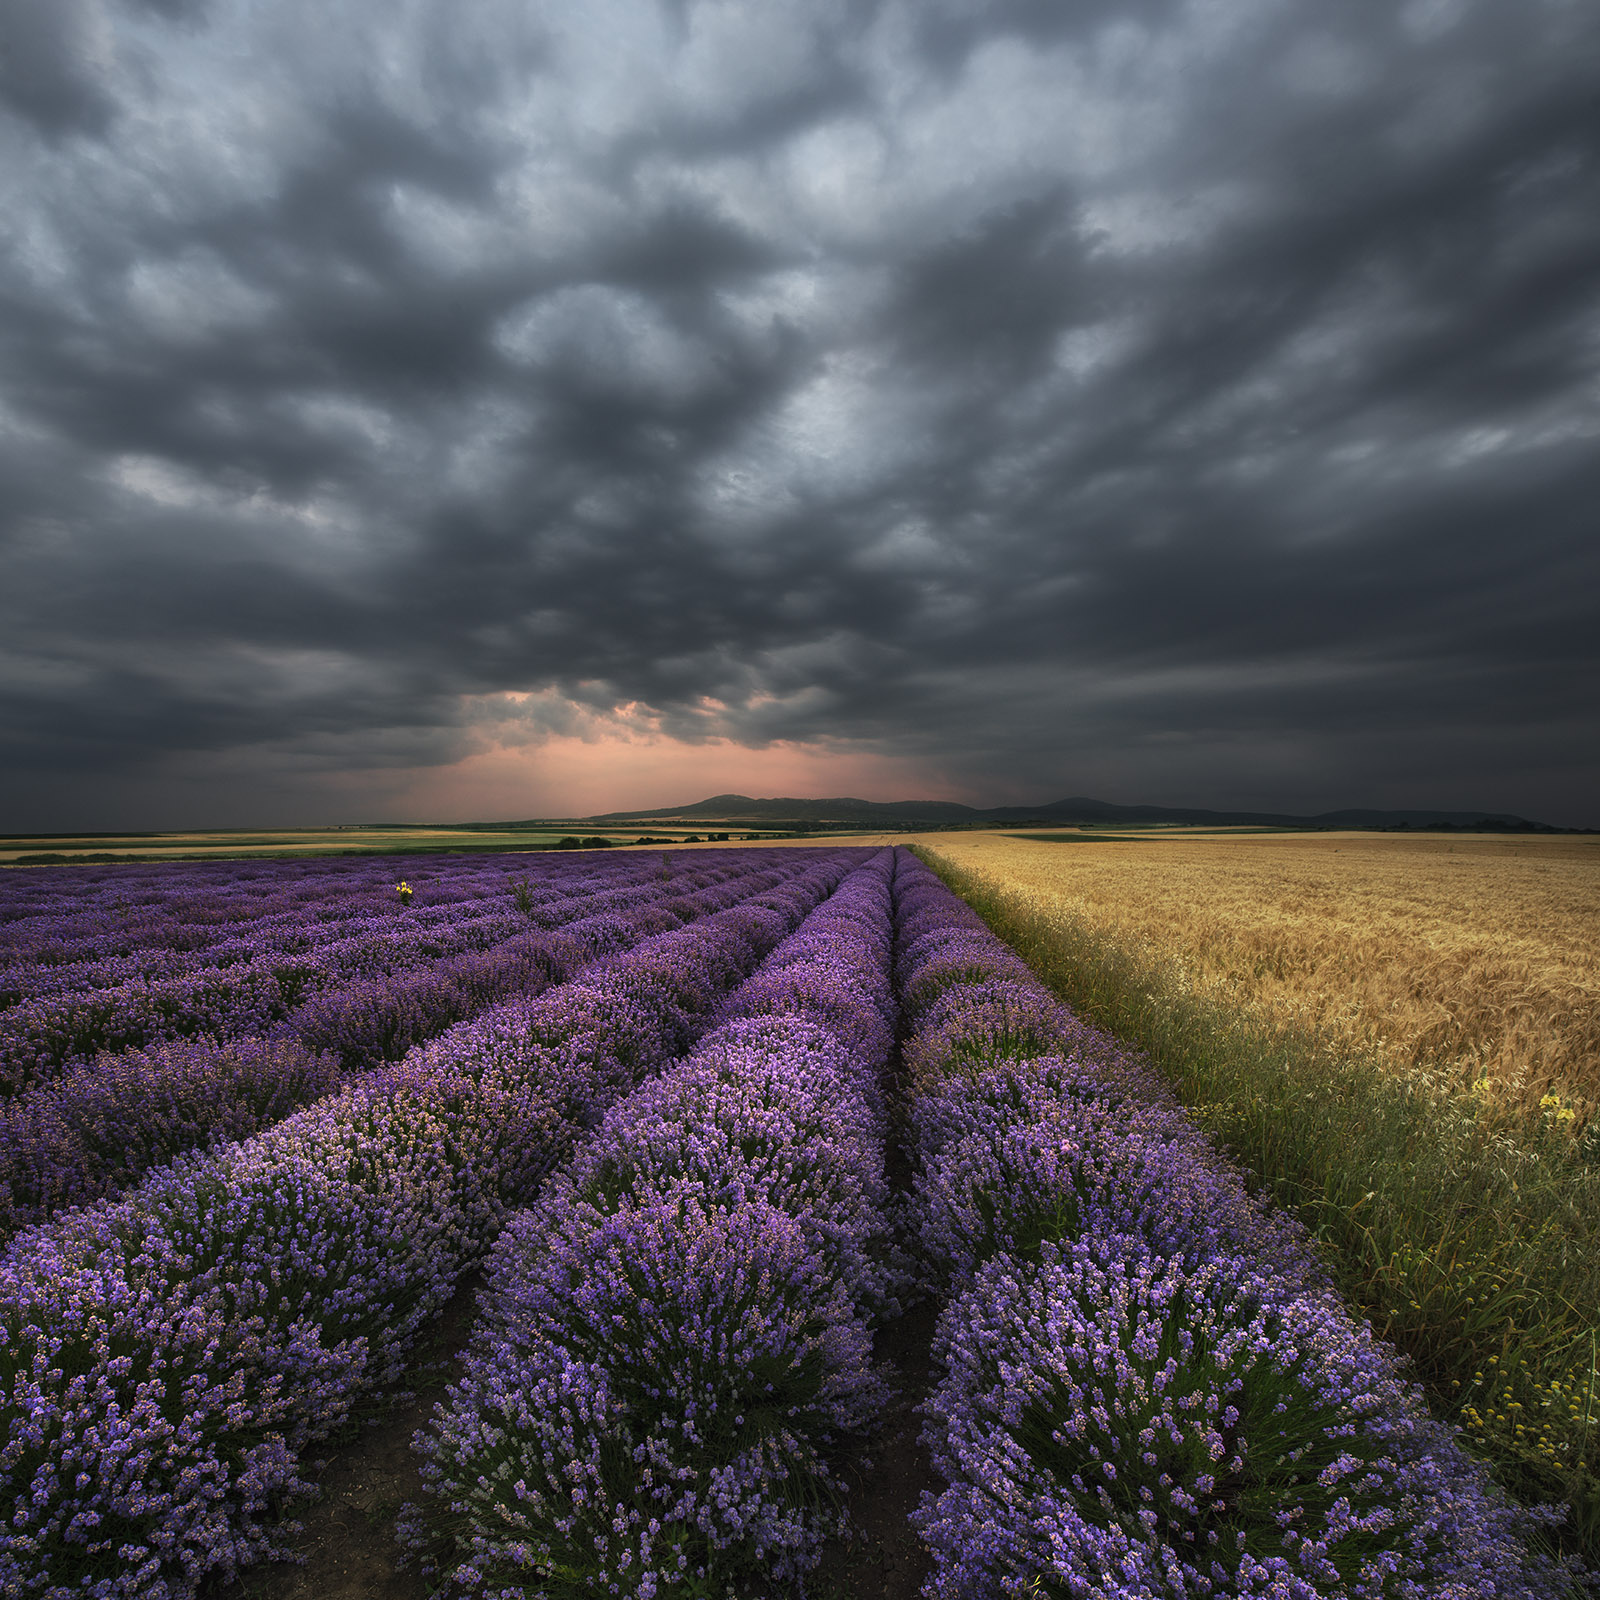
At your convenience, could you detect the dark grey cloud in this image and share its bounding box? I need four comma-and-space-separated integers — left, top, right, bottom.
3, 0, 1599, 828
0, 0, 115, 136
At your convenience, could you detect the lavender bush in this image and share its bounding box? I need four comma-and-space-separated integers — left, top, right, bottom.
919, 1234, 1564, 1599
0, 1035, 342, 1241
553, 1016, 902, 1319
908, 1049, 1187, 1168
427, 1190, 883, 1597
912, 1091, 1319, 1300
415, 851, 902, 1596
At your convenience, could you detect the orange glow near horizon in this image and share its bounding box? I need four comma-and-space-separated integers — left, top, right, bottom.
389, 732, 971, 820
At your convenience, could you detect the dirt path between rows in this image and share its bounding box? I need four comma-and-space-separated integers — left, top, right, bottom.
207, 1273, 484, 1600
810, 1300, 940, 1600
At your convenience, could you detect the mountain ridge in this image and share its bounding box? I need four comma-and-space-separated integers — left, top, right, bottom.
584, 793, 1564, 831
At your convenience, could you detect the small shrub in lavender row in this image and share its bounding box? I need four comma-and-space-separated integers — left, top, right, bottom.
413, 852, 902, 1597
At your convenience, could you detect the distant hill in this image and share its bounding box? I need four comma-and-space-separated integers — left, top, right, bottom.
588, 794, 979, 826
586, 793, 1562, 831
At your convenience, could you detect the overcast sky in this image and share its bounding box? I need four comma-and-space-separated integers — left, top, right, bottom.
3, 0, 1598, 829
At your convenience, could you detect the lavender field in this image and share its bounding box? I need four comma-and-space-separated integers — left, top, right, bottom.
0, 848, 1578, 1599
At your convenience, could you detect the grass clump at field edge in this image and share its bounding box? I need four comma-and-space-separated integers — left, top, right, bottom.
916, 845, 1600, 1572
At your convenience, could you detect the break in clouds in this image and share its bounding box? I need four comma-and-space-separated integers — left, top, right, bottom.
3, 0, 1599, 827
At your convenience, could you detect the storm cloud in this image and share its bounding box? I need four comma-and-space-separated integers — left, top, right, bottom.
3, 0, 1598, 826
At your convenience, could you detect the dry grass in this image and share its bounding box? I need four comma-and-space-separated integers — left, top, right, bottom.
922, 830, 1600, 1121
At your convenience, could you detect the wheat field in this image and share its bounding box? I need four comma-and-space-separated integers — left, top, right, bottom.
921, 830, 1600, 1118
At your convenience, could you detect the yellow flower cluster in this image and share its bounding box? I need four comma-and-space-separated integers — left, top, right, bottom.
395, 881, 413, 903
1540, 1091, 1578, 1124
1457, 1353, 1593, 1474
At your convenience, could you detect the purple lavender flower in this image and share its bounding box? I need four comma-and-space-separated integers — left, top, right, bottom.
422, 1191, 885, 1596
0, 1035, 344, 1242
916, 1235, 1569, 1600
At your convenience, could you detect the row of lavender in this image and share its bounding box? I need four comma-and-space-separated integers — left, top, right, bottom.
0, 853, 529, 936
892, 856, 1570, 1599
0, 856, 807, 1241
0, 850, 865, 1599
0, 854, 751, 1093
0, 852, 629, 1077
0, 853, 640, 989
413, 848, 907, 1596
